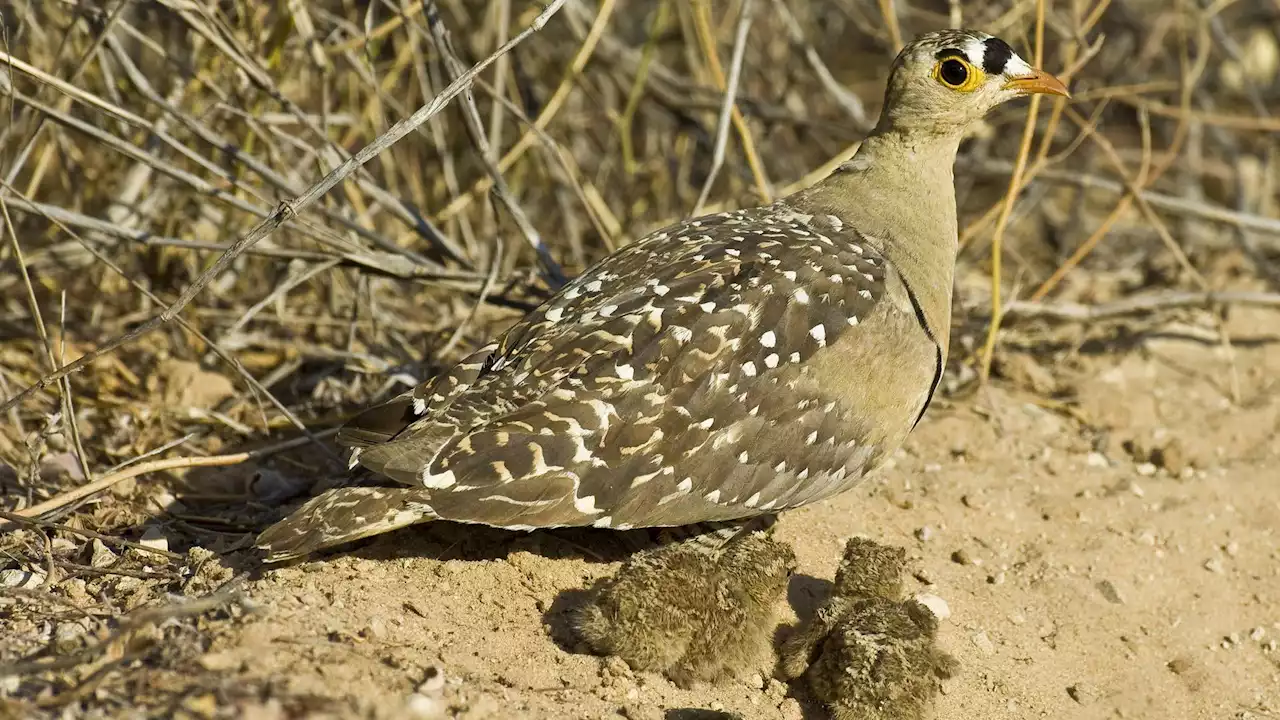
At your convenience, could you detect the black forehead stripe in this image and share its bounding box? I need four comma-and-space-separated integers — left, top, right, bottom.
983, 37, 1014, 75
934, 48, 966, 62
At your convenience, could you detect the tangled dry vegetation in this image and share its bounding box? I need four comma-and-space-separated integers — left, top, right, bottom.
0, 0, 1278, 717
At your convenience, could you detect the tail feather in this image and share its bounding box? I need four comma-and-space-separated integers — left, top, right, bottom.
256, 487, 436, 562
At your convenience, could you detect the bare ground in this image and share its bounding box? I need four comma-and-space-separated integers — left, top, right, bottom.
166, 305, 1278, 720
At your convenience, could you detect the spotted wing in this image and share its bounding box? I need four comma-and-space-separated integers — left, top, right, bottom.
349, 205, 893, 529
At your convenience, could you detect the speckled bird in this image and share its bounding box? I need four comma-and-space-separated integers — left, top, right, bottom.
258, 29, 1069, 561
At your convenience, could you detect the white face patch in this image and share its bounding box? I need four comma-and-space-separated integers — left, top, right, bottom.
1003, 53, 1034, 78
961, 37, 988, 67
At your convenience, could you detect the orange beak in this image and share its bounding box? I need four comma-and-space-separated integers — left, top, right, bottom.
1003, 69, 1071, 98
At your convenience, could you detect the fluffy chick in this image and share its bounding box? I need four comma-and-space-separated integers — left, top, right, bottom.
575, 531, 796, 688
777, 537, 957, 720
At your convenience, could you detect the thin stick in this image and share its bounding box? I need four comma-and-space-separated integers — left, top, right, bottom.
1, 430, 338, 526
1003, 291, 1280, 322
434, 0, 618, 224
692, 0, 756, 215
0, 0, 568, 416
877, 0, 904, 53
0, 197, 89, 479
768, 0, 869, 129
425, 0, 566, 287
978, 0, 1048, 382
691, 0, 772, 204
967, 158, 1280, 242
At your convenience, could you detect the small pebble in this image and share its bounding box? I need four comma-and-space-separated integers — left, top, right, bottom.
1225, 541, 1240, 557
1096, 580, 1126, 605
914, 593, 951, 620
1086, 452, 1109, 468
404, 693, 445, 719
914, 526, 934, 542
620, 703, 661, 720
90, 539, 118, 569
1067, 682, 1099, 705
777, 697, 804, 720
951, 548, 977, 566
139, 527, 170, 553
1151, 440, 1187, 474
971, 631, 995, 656
1249, 627, 1266, 642
1135, 462, 1157, 477
0, 568, 44, 589
1203, 557, 1225, 574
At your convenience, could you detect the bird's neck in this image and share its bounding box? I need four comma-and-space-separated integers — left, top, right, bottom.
790, 130, 961, 358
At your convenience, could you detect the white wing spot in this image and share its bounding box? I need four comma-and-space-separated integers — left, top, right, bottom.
700, 301, 717, 313
615, 364, 635, 381
810, 324, 827, 345
738, 451, 749, 463
805, 431, 818, 445
764, 353, 779, 369
793, 288, 810, 304
704, 490, 721, 503
544, 307, 564, 322
421, 468, 457, 490
741, 361, 758, 377
574, 494, 603, 514
760, 331, 776, 348
412, 397, 427, 415
592, 516, 613, 528
744, 492, 762, 507
677, 477, 693, 493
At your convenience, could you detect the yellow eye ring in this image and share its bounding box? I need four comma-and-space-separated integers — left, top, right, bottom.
933, 56, 985, 92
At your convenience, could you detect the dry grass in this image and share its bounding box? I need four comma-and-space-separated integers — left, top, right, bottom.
0, 0, 1277, 716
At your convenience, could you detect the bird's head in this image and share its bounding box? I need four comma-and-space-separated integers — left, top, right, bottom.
876, 29, 1070, 136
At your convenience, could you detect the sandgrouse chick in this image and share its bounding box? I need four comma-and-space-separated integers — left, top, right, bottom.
778, 538, 958, 720
574, 531, 795, 687
256, 30, 1069, 562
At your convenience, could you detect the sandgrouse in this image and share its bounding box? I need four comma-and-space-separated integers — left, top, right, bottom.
257, 29, 1069, 562
778, 538, 958, 719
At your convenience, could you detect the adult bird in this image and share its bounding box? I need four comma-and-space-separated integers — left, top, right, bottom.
258, 29, 1068, 562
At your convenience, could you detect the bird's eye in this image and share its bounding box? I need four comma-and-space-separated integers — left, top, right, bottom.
938, 58, 970, 88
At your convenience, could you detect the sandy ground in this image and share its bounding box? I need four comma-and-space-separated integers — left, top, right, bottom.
181, 305, 1280, 720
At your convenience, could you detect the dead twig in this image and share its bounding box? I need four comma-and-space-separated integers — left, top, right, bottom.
0, 430, 338, 527
1003, 291, 1280, 322
0, 0, 568, 416
692, 0, 757, 215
